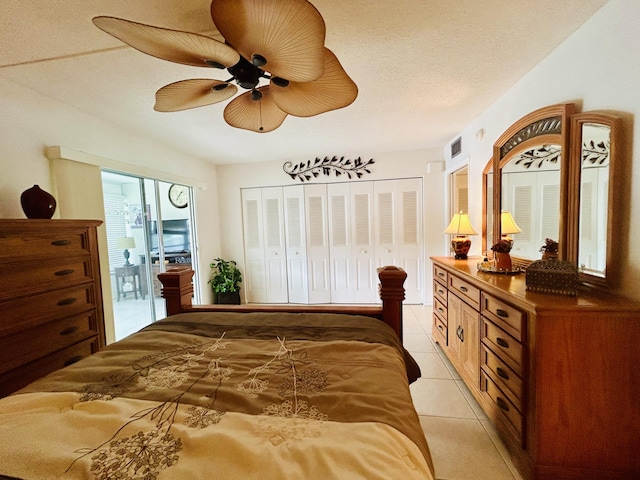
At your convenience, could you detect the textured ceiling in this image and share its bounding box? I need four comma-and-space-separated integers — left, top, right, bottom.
0, 0, 609, 165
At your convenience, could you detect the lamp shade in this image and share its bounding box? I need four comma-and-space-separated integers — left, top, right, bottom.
116, 236, 136, 249
500, 211, 522, 235
444, 212, 478, 236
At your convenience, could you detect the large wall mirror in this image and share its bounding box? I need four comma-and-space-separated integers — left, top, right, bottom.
568, 112, 622, 287
491, 103, 575, 265
485, 104, 625, 288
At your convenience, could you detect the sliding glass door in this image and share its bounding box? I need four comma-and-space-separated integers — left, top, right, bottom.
102, 171, 198, 341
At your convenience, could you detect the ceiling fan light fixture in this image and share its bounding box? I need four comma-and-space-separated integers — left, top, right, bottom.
251, 89, 263, 101
271, 77, 290, 88
251, 54, 267, 67
224, 86, 287, 133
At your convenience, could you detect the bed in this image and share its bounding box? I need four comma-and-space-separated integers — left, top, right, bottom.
0, 266, 434, 480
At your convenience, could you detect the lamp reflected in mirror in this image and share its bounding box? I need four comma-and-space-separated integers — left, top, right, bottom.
116, 236, 136, 266
500, 211, 522, 250
444, 211, 478, 259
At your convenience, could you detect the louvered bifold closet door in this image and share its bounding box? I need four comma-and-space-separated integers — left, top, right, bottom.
305, 184, 331, 303
578, 167, 608, 274
283, 185, 308, 304
349, 182, 377, 303
504, 170, 560, 260
261, 187, 289, 303
241, 188, 267, 303
374, 179, 423, 304
327, 183, 352, 303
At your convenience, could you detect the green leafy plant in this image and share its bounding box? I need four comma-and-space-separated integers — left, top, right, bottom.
208, 258, 242, 293
491, 239, 512, 253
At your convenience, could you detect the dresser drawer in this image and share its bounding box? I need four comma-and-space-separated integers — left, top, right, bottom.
433, 264, 448, 286
481, 345, 522, 407
481, 292, 524, 341
0, 257, 95, 302
482, 319, 522, 374
449, 275, 480, 309
433, 313, 448, 346
482, 372, 522, 442
0, 284, 97, 335
434, 297, 448, 323
433, 279, 448, 306
0, 311, 98, 374
0, 230, 90, 261
0, 336, 99, 397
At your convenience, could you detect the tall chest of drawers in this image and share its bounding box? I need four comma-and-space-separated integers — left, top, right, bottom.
431, 256, 640, 480
0, 219, 106, 397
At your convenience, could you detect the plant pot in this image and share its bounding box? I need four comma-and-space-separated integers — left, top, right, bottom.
214, 291, 241, 305
495, 252, 512, 271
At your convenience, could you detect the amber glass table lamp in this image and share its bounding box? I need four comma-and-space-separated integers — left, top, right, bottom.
444, 212, 478, 259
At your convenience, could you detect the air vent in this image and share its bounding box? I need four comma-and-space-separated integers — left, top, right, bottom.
451, 137, 462, 158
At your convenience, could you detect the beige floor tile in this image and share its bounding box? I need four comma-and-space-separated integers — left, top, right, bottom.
455, 379, 489, 421
412, 352, 454, 380
420, 416, 517, 480
432, 343, 462, 380
410, 378, 476, 418
404, 332, 436, 353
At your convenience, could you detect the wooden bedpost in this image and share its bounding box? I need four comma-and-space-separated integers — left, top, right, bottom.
377, 266, 407, 342
158, 268, 195, 316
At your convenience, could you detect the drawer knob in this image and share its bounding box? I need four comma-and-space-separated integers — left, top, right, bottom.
57, 297, 77, 306
438, 288, 444, 295
437, 307, 444, 314
496, 367, 510, 380
62, 355, 83, 367
438, 272, 444, 278
51, 239, 72, 246
59, 325, 80, 336
438, 324, 444, 331
496, 337, 509, 348
496, 396, 510, 412
54, 269, 75, 276
496, 308, 509, 318
459, 286, 468, 292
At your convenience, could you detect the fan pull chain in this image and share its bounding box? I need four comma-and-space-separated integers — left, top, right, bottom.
259, 98, 264, 132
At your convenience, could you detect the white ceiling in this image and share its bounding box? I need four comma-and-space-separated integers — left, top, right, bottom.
0, 0, 609, 165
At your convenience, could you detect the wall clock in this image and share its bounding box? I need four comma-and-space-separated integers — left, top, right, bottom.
168, 184, 188, 209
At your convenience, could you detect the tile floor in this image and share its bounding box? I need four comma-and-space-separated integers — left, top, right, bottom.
403, 304, 523, 480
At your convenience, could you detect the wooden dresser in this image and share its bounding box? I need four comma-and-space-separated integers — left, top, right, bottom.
0, 219, 106, 397
431, 256, 640, 480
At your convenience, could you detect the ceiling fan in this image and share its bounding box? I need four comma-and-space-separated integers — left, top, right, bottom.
93, 0, 358, 133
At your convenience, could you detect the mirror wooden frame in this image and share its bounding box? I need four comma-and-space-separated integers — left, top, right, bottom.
481, 158, 493, 254
567, 111, 623, 287
491, 103, 576, 266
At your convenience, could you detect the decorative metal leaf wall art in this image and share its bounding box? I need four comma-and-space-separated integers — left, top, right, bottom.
283, 156, 374, 182
582, 139, 610, 166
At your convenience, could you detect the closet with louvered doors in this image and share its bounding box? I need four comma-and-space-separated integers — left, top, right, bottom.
241, 178, 423, 304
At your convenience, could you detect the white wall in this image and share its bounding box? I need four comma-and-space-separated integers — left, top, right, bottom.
216, 149, 446, 304
446, 0, 640, 301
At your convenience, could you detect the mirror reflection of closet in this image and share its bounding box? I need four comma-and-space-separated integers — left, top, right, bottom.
451, 164, 469, 223
492, 103, 575, 264
568, 112, 622, 287
482, 159, 493, 253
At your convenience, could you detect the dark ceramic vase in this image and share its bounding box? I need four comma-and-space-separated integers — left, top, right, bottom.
20, 185, 57, 219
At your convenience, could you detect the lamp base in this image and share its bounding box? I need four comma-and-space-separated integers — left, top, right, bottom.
451, 236, 472, 260
123, 249, 132, 266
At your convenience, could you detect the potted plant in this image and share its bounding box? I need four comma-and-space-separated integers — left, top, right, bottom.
539, 238, 559, 260
208, 258, 242, 304
491, 239, 513, 270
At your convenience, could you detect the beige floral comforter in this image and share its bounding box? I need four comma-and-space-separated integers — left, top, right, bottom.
0, 312, 434, 480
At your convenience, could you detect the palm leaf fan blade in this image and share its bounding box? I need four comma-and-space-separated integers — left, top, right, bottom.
211, 0, 325, 82
155, 80, 238, 112
92, 16, 239, 68
223, 86, 287, 133
272, 48, 358, 117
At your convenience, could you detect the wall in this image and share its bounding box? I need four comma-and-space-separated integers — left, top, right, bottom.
445, 0, 640, 302
0, 78, 222, 333
216, 149, 447, 304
